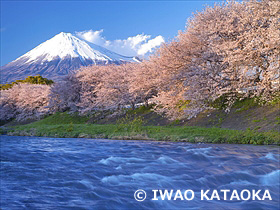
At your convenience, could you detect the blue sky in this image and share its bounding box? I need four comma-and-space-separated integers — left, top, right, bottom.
1, 1, 217, 66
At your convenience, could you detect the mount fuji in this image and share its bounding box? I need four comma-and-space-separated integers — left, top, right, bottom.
1, 32, 140, 83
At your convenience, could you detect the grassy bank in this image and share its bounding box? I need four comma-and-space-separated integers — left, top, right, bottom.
4, 113, 280, 145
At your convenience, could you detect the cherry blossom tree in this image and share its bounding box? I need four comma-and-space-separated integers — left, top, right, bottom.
75, 65, 105, 114
129, 60, 159, 107
150, 0, 279, 119
93, 64, 138, 111
0, 83, 50, 121
48, 74, 81, 113
65, 64, 141, 115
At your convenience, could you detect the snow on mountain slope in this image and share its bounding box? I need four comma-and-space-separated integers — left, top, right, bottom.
1, 32, 138, 83
17, 32, 135, 63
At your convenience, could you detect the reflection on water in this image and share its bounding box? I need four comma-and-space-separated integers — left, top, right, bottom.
1, 135, 279, 209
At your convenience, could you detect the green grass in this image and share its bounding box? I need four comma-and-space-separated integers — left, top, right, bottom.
170, 119, 181, 126
268, 93, 280, 106
6, 113, 280, 145
252, 117, 268, 123
275, 117, 280, 125
234, 98, 259, 112
209, 92, 280, 112
126, 104, 154, 115
34, 112, 89, 125
0, 127, 5, 135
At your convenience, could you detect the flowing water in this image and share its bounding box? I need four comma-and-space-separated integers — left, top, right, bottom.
1, 135, 279, 209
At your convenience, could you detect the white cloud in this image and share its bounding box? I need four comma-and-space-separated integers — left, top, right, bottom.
75, 29, 164, 57
137, 35, 165, 56
76, 29, 105, 46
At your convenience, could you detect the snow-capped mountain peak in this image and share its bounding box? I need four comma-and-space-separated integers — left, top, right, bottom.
1, 32, 138, 83
18, 32, 114, 63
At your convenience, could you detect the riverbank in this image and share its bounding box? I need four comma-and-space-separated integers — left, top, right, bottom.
3, 118, 279, 145
2, 97, 279, 145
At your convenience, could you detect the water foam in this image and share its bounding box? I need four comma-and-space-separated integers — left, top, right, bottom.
260, 170, 280, 186
229, 180, 255, 186
262, 153, 278, 161
157, 156, 179, 164
99, 156, 145, 165
187, 147, 212, 153
101, 173, 170, 185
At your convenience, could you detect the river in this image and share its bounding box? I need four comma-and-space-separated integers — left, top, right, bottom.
1, 135, 279, 209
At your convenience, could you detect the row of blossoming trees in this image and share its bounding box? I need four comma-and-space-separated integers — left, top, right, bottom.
1, 0, 279, 122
